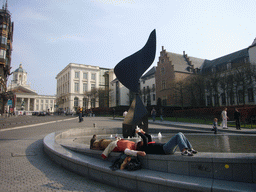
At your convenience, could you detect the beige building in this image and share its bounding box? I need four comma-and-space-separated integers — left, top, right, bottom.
56, 63, 112, 113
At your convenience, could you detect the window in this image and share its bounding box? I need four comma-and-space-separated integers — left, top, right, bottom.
83, 83, 87, 92
74, 82, 79, 92
152, 84, 155, 91
1, 36, 7, 45
0, 24, 7, 29
162, 96, 167, 106
161, 80, 166, 90
36, 105, 39, 110
41, 100, 44, 103
248, 88, 254, 102
50, 100, 53, 104
41, 104, 44, 110
74, 97, 78, 107
207, 96, 212, 106
0, 50, 6, 59
91, 98, 96, 108
36, 99, 39, 103
75, 72, 79, 78
227, 63, 231, 70
91, 73, 96, 80
214, 94, 219, 106
153, 94, 156, 101
221, 93, 226, 105
143, 80, 145, 84
228, 91, 235, 105
46, 100, 48, 104
238, 90, 243, 103
91, 84, 95, 89
83, 73, 88, 79
83, 98, 87, 108
161, 67, 165, 75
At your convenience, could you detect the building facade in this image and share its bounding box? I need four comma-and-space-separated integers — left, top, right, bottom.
140, 66, 156, 106
7, 64, 56, 115
56, 63, 112, 112
0, 2, 13, 114
109, 66, 156, 108
155, 46, 204, 107
202, 38, 256, 107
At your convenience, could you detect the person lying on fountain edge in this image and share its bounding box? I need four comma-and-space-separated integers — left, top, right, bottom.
136, 129, 197, 156
100, 129, 197, 159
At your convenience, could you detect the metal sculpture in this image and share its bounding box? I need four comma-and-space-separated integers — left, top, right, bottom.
114, 29, 156, 137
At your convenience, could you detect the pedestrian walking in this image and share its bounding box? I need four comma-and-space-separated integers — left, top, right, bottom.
234, 108, 241, 130
78, 107, 83, 123
113, 108, 115, 119
221, 108, 228, 129
151, 107, 156, 122
212, 118, 218, 134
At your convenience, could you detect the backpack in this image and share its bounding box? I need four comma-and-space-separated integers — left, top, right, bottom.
109, 153, 142, 171
109, 153, 127, 171
126, 156, 142, 171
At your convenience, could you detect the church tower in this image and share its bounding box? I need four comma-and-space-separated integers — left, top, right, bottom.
12, 64, 28, 86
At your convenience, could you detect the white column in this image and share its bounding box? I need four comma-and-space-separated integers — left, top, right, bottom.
33, 99, 36, 111
28, 98, 30, 111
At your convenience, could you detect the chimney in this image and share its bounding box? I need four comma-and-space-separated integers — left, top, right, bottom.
162, 46, 164, 51
183, 51, 185, 55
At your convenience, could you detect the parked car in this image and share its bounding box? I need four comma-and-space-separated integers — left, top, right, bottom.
38, 111, 46, 116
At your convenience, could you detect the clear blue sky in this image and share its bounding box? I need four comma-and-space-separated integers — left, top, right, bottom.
6, 0, 256, 95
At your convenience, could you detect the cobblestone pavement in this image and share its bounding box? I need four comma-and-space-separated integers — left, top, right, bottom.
0, 116, 127, 192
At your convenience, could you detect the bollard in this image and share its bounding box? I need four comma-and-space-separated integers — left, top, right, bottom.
93, 123, 96, 127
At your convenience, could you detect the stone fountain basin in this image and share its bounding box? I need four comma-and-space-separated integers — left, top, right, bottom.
54, 127, 256, 184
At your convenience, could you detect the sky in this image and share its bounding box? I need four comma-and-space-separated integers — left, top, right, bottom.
6, 0, 256, 96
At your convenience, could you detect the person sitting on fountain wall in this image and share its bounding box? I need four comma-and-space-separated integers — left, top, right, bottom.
136, 129, 197, 156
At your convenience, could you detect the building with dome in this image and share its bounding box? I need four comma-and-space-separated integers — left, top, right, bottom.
7, 64, 56, 115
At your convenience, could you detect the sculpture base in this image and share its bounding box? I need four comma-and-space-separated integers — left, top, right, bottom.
122, 116, 148, 138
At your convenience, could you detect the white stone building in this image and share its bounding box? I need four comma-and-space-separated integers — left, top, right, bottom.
7, 64, 56, 115
56, 63, 112, 112
109, 66, 156, 107
140, 66, 156, 106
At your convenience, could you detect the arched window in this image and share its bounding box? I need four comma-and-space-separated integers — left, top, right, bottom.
83, 98, 87, 108
74, 97, 78, 107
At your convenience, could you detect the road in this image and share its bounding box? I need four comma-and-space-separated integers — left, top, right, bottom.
0, 115, 127, 192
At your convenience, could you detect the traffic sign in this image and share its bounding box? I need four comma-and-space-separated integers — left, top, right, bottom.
7, 100, 12, 106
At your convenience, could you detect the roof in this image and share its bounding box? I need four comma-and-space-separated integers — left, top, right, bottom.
187, 56, 206, 69
201, 48, 249, 73
249, 38, 256, 48
166, 52, 192, 73
141, 66, 156, 79
14, 64, 26, 73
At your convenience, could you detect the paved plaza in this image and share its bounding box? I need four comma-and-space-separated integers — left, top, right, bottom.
0, 115, 127, 192
0, 115, 255, 192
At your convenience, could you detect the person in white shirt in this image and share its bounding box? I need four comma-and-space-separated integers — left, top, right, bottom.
221, 108, 228, 129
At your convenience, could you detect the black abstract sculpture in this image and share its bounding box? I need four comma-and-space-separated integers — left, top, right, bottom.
114, 29, 156, 138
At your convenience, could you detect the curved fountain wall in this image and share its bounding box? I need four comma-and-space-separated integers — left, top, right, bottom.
43, 127, 256, 192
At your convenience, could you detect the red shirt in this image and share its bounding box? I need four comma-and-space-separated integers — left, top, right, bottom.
113, 139, 135, 152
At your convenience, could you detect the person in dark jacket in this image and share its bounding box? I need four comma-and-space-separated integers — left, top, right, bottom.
136, 129, 197, 156
234, 108, 241, 130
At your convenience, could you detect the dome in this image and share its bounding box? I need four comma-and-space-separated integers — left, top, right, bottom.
14, 64, 26, 73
